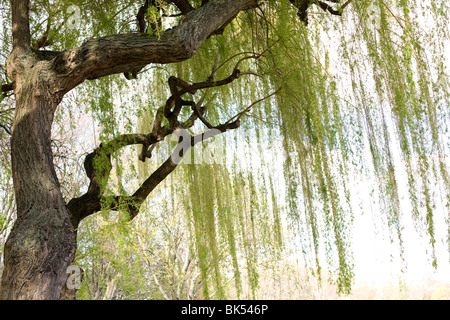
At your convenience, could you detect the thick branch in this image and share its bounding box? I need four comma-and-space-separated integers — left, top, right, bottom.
66, 117, 187, 225
11, 0, 31, 53
66, 134, 155, 226
52, 0, 258, 93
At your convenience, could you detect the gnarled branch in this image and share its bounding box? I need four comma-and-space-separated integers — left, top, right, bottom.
11, 0, 31, 53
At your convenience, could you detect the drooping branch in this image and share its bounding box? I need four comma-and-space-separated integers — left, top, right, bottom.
136, 0, 166, 36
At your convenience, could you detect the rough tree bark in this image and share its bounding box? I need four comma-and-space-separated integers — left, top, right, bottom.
0, 0, 257, 300
0, 0, 77, 300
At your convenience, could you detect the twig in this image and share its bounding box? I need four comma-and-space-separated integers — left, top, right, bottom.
226, 87, 282, 124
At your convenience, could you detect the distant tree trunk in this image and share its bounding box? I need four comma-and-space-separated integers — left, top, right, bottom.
0, 52, 76, 299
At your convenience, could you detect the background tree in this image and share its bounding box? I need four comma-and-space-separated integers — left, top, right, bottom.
0, 0, 449, 299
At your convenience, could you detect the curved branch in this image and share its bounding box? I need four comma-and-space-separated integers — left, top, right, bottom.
0, 123, 11, 135
51, 0, 258, 93
137, 0, 151, 33
11, 0, 31, 53
165, 68, 241, 117
32, 16, 53, 50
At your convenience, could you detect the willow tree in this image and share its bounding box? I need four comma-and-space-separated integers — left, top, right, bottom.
0, 0, 449, 299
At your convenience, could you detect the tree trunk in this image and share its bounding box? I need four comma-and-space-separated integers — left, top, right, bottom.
0, 54, 76, 300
